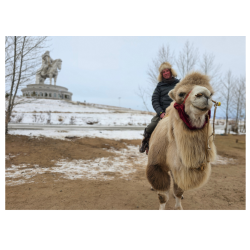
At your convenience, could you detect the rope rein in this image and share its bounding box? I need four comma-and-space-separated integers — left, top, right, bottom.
190, 99, 221, 171
205, 100, 221, 164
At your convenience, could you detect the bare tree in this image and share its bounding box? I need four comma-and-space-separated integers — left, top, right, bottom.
175, 40, 199, 78
220, 70, 235, 134
135, 86, 150, 111
147, 44, 175, 87
138, 41, 224, 115
199, 52, 221, 93
136, 44, 175, 111
5, 36, 49, 134
233, 76, 246, 133
241, 77, 246, 133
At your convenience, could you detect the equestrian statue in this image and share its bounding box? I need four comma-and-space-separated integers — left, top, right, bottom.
35, 51, 62, 85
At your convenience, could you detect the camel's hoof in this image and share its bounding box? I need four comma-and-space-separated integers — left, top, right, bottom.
150, 186, 154, 191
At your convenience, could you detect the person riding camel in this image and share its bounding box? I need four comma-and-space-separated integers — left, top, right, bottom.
139, 62, 179, 154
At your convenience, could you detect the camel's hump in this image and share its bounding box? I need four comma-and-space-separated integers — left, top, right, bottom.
181, 72, 210, 85
175, 71, 213, 93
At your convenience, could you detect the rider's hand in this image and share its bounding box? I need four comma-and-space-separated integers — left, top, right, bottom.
160, 112, 165, 119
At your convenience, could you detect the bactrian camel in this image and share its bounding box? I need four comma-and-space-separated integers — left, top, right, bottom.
146, 72, 217, 210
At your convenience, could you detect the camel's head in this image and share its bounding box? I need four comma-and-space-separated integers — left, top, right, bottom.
184, 85, 213, 115
169, 72, 214, 127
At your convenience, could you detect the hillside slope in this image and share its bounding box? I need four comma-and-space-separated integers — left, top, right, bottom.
10, 98, 154, 126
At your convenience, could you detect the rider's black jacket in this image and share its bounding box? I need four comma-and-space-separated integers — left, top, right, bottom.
152, 77, 180, 116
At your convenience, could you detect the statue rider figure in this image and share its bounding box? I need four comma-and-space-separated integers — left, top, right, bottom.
36, 51, 54, 84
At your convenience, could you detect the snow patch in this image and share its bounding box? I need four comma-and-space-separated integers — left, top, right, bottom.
212, 155, 237, 165
5, 164, 47, 186
5, 146, 148, 186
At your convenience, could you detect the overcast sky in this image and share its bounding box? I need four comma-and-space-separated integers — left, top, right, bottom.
31, 36, 245, 116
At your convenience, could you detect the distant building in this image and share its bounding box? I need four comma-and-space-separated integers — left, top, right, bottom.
21, 84, 73, 100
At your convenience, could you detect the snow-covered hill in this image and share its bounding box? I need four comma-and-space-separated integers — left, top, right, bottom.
8, 98, 154, 139
10, 98, 153, 126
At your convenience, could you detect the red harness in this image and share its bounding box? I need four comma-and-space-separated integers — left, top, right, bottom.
173, 90, 211, 130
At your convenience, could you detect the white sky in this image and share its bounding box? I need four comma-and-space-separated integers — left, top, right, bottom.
34, 36, 245, 116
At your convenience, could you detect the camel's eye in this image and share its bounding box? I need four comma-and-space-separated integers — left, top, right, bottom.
178, 92, 185, 98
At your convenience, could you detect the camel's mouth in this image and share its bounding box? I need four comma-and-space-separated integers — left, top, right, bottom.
192, 104, 209, 112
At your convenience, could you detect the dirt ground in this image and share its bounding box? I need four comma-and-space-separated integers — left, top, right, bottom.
5, 133, 245, 210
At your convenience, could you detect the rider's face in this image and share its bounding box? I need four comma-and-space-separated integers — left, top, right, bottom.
162, 69, 171, 79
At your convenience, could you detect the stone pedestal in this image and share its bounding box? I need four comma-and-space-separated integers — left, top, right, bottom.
21, 84, 73, 100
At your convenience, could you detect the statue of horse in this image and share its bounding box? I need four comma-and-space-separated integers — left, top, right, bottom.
36, 59, 62, 85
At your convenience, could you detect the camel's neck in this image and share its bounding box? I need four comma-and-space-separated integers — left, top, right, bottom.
188, 113, 206, 128
172, 112, 209, 168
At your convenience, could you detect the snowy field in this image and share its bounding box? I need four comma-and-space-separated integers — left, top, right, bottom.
9, 98, 152, 127
7, 97, 244, 140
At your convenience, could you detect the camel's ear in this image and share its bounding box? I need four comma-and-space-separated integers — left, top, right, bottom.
168, 90, 176, 101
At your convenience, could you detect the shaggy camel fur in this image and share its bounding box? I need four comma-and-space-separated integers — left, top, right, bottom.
146, 72, 217, 210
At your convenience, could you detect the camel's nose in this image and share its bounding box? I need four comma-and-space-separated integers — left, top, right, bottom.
195, 93, 210, 105
195, 93, 209, 100
195, 93, 203, 97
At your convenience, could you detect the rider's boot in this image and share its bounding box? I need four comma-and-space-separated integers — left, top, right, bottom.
139, 129, 151, 154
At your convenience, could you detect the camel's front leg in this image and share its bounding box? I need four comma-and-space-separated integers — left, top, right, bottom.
146, 163, 171, 210
157, 190, 170, 210
173, 183, 184, 210
174, 196, 183, 210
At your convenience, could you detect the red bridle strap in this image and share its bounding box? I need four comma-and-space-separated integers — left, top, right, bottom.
183, 90, 192, 104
